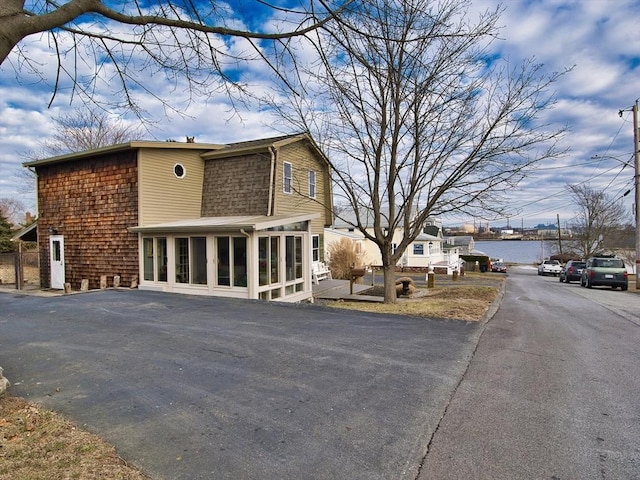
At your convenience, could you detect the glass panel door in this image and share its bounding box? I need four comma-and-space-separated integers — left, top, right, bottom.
259, 237, 268, 286
217, 237, 230, 286
175, 238, 189, 283
191, 237, 207, 285
143, 238, 154, 281
233, 237, 247, 287
157, 238, 167, 281
270, 237, 279, 283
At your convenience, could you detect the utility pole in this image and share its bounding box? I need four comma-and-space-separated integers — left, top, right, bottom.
556, 213, 563, 258
633, 100, 640, 289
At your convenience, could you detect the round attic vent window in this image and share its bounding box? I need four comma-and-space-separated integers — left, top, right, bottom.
174, 163, 186, 178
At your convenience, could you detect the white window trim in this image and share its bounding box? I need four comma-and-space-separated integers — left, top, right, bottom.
308, 170, 316, 198
283, 161, 292, 194
173, 163, 186, 179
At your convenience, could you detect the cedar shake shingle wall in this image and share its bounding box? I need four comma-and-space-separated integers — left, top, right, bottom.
201, 153, 271, 216
37, 151, 139, 289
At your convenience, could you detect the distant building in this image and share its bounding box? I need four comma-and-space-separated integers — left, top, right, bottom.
444, 235, 475, 256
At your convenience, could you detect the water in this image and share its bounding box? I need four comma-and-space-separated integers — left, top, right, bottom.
474, 240, 554, 265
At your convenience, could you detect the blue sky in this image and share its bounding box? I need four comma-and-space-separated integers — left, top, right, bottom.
1, 0, 639, 228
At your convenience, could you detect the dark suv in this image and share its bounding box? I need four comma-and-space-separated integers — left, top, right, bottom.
559, 260, 586, 283
580, 256, 628, 290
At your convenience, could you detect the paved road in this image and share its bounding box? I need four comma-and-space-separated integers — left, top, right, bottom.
420, 266, 640, 479
0, 289, 485, 480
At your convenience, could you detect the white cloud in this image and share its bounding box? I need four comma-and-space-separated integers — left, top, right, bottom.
0, 0, 638, 227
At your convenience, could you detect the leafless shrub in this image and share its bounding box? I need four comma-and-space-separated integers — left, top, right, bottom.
327, 238, 367, 280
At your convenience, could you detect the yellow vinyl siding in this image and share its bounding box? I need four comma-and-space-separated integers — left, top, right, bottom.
273, 142, 331, 236
138, 149, 205, 226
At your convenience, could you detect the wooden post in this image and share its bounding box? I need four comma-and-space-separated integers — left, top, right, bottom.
14, 249, 23, 290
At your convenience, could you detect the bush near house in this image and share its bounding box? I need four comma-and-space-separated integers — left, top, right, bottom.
327, 238, 367, 280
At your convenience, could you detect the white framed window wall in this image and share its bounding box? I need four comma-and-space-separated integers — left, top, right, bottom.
138, 226, 311, 302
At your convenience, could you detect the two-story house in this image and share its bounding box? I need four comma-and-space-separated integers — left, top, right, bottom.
24, 133, 332, 302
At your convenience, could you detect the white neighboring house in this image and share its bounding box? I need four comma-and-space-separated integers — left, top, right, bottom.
326, 215, 460, 272
324, 228, 366, 258
444, 235, 475, 255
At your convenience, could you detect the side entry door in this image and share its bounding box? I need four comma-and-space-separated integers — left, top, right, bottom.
49, 235, 65, 289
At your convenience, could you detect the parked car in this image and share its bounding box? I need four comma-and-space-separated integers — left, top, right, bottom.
580, 255, 628, 290
538, 259, 562, 276
559, 260, 586, 283
491, 262, 507, 273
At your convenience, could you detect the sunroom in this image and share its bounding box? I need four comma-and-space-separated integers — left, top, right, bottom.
130, 214, 318, 302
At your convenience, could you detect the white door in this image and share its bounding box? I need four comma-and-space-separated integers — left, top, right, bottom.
49, 235, 65, 289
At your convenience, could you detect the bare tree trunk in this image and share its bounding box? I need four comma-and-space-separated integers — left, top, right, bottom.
381, 242, 398, 303
383, 262, 397, 304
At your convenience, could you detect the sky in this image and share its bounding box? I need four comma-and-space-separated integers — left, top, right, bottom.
0, 0, 639, 228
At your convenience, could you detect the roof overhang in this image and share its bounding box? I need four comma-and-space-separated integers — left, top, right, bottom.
11, 221, 38, 242
201, 143, 279, 160
324, 228, 365, 240
414, 233, 440, 242
23, 141, 225, 168
129, 213, 320, 234
199, 133, 329, 165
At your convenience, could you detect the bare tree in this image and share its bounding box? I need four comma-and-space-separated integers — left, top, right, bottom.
1, 1, 349, 112
29, 107, 144, 157
269, 0, 568, 302
0, 197, 26, 226
564, 184, 629, 259
16, 106, 145, 194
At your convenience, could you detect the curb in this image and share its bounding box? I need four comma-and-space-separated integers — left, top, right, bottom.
480, 277, 507, 326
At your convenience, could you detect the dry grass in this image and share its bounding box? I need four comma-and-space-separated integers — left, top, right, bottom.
326, 284, 502, 321
0, 395, 148, 480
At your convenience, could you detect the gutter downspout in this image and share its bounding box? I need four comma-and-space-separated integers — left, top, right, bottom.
267, 146, 277, 216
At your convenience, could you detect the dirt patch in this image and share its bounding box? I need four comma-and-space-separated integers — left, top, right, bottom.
325, 272, 506, 322
0, 395, 148, 480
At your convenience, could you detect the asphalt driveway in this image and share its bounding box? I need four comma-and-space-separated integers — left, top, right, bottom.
0, 289, 483, 479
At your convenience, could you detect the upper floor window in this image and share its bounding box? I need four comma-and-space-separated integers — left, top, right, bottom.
174, 163, 186, 179
309, 170, 316, 198
283, 162, 292, 194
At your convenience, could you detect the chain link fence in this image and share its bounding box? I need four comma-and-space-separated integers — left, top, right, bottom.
0, 251, 40, 289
